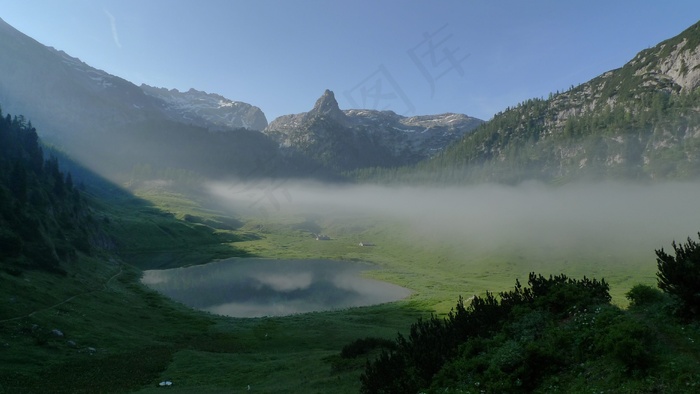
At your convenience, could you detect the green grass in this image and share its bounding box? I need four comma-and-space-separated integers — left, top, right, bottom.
92, 188, 251, 269
0, 260, 423, 393
0, 185, 679, 392
229, 210, 657, 311
0, 187, 428, 393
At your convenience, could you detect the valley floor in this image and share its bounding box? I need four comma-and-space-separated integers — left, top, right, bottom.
0, 186, 696, 393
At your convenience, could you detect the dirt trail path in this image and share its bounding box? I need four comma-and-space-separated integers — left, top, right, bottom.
0, 264, 124, 324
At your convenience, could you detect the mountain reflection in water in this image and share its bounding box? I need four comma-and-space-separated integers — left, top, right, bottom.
141, 258, 411, 317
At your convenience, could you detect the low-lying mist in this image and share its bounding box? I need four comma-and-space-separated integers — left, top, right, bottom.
207, 179, 700, 294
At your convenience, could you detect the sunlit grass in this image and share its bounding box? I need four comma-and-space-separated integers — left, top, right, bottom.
228, 210, 657, 311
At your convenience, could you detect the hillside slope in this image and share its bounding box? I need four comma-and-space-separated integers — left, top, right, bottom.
417, 20, 700, 183
0, 18, 290, 182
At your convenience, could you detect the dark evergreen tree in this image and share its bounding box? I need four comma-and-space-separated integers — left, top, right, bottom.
656, 233, 700, 318
0, 107, 98, 274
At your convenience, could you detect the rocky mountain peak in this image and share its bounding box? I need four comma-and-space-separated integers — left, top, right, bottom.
264, 89, 483, 172
308, 89, 346, 122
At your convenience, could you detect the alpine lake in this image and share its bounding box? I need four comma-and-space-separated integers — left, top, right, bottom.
141, 257, 412, 318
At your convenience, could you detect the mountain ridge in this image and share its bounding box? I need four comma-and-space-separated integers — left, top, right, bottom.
6, 14, 698, 184
265, 89, 483, 172
0, 17, 292, 181
140, 84, 268, 131
401, 20, 700, 183
0, 16, 480, 181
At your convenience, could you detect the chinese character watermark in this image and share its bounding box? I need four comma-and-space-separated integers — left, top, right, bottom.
408, 23, 469, 98
223, 152, 297, 215
228, 177, 293, 216
344, 64, 415, 115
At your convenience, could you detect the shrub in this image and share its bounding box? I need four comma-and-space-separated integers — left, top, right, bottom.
595, 317, 655, 372
359, 273, 612, 393
656, 233, 700, 318
340, 337, 396, 359
527, 273, 611, 316
625, 284, 664, 307
360, 350, 423, 394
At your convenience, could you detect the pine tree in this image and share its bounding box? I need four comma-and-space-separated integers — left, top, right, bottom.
9, 160, 28, 204
656, 233, 700, 318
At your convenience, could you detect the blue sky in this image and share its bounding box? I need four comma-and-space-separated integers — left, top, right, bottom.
1, 1, 699, 122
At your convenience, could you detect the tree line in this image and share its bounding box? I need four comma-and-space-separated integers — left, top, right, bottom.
0, 108, 98, 274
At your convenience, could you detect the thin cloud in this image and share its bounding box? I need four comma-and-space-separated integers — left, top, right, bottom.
104, 9, 122, 49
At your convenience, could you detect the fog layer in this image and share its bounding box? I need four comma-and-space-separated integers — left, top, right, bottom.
208, 180, 700, 287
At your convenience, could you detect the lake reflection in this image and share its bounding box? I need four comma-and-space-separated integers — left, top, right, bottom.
141, 258, 412, 317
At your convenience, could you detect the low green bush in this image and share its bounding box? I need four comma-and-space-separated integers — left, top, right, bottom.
626, 284, 665, 307
340, 336, 396, 359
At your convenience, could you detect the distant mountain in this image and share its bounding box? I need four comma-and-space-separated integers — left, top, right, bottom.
0, 17, 286, 181
265, 90, 483, 171
140, 85, 268, 131
0, 16, 492, 182
413, 20, 700, 183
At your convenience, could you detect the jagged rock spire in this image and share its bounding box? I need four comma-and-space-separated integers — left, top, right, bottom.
308, 89, 346, 122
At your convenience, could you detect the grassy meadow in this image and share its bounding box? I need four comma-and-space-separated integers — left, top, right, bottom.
0, 183, 684, 393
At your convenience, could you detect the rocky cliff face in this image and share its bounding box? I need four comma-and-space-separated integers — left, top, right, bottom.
265, 90, 483, 171
633, 35, 700, 92
140, 85, 268, 131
